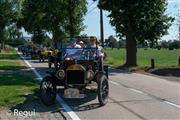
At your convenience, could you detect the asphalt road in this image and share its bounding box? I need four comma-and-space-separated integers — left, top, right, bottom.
23, 56, 180, 120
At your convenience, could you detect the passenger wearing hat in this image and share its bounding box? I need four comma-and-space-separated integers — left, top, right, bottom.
77, 40, 86, 48
66, 39, 82, 60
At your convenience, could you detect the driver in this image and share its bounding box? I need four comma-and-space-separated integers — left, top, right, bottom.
66, 39, 82, 60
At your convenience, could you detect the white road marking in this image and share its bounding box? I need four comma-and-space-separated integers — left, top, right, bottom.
164, 101, 180, 109
109, 80, 180, 109
129, 88, 145, 94
17, 52, 81, 120
56, 95, 80, 120
109, 81, 119, 86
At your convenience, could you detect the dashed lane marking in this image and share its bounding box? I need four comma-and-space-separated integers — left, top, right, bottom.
109, 80, 180, 109
109, 81, 120, 86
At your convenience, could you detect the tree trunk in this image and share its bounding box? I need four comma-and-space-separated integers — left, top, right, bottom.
125, 33, 137, 67
0, 40, 5, 50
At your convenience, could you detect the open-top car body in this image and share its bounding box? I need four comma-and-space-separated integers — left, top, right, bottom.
40, 37, 109, 106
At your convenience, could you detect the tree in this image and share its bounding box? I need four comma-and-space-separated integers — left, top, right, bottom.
99, 0, 174, 66
0, 0, 14, 50
65, 0, 87, 37
169, 40, 180, 49
18, 0, 48, 43
160, 41, 169, 48
32, 30, 46, 44
6, 23, 24, 46
19, 0, 87, 46
106, 35, 118, 49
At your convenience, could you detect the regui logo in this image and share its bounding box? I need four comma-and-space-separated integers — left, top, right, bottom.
13, 109, 35, 117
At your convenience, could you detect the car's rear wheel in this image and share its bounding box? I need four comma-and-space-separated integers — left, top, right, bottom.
97, 74, 109, 106
40, 76, 56, 106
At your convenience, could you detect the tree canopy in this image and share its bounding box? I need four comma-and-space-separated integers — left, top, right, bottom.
99, 0, 174, 66
18, 0, 87, 44
0, 0, 20, 50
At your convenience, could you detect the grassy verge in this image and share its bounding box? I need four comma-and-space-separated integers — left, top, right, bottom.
0, 61, 25, 70
105, 48, 180, 68
0, 74, 38, 108
0, 50, 19, 60
0, 46, 38, 109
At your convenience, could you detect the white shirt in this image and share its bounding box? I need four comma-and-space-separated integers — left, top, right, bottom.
66, 44, 82, 60
90, 45, 104, 58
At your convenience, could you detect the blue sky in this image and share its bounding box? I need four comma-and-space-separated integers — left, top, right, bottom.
81, 0, 180, 40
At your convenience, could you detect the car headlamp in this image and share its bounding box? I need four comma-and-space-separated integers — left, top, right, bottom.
56, 69, 65, 80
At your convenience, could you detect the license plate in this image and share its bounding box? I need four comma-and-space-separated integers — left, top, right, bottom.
64, 88, 85, 98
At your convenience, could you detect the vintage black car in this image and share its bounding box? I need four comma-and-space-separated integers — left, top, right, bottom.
40, 37, 109, 106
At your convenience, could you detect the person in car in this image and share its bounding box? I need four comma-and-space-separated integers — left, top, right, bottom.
77, 40, 86, 48
88, 36, 105, 59
66, 40, 82, 60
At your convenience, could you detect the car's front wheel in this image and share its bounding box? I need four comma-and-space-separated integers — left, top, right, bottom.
40, 76, 56, 106
97, 74, 109, 106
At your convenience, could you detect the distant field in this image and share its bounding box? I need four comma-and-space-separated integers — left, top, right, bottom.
105, 48, 180, 67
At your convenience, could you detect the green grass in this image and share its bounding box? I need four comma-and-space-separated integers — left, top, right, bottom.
0, 47, 37, 108
0, 48, 25, 70
0, 73, 38, 108
0, 61, 25, 70
0, 50, 19, 60
105, 48, 180, 67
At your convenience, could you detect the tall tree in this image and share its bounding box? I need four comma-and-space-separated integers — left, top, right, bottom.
18, 0, 46, 37
0, 0, 14, 50
65, 0, 87, 37
99, 0, 174, 66
19, 0, 87, 46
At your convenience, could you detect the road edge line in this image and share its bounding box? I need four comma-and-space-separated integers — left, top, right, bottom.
17, 51, 81, 120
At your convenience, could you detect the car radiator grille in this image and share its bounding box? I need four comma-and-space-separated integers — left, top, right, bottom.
66, 70, 85, 85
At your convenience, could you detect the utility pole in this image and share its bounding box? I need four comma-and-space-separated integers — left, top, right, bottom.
93, 0, 104, 48
100, 8, 104, 48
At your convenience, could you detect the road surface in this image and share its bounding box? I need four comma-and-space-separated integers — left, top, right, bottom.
22, 56, 180, 120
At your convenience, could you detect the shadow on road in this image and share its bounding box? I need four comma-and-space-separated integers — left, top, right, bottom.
57, 87, 101, 112
10, 90, 62, 113
148, 68, 180, 77
109, 68, 131, 76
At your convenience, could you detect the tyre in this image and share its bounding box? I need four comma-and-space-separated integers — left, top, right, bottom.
39, 56, 42, 62
48, 62, 52, 68
42, 56, 45, 62
97, 74, 109, 106
40, 76, 56, 106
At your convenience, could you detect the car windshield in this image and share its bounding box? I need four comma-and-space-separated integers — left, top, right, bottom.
56, 37, 100, 60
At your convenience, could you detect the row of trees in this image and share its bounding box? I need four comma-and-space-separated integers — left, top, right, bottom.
159, 40, 180, 49
0, 0, 87, 50
0, 0, 24, 50
105, 35, 180, 50
0, 0, 175, 67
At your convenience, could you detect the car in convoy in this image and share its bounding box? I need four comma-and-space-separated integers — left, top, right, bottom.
40, 37, 109, 106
